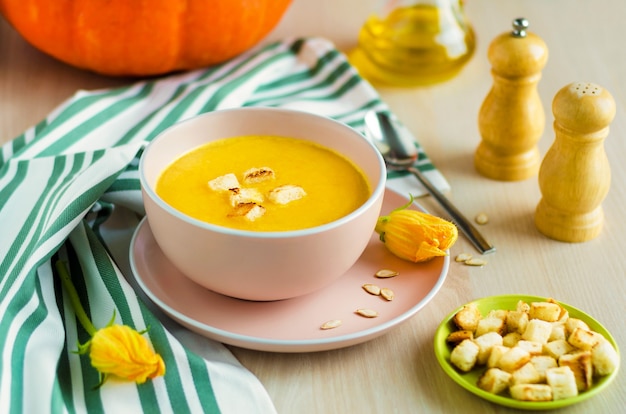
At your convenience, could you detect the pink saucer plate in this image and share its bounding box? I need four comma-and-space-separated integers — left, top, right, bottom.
129, 188, 449, 352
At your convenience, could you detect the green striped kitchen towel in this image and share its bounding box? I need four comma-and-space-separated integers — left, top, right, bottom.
0, 37, 449, 414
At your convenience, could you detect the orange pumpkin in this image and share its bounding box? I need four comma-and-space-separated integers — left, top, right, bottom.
0, 0, 292, 76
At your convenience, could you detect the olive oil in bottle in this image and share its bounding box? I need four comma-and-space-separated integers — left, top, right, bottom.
349, 0, 475, 87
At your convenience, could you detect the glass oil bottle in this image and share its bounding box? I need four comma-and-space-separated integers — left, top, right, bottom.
349, 0, 475, 87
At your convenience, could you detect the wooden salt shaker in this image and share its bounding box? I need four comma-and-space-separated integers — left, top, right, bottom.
535, 82, 615, 242
475, 18, 548, 181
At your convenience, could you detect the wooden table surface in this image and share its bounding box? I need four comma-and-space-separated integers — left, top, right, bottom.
1, 1, 624, 413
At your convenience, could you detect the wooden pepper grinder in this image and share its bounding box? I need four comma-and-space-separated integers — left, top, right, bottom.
475, 18, 549, 181
535, 82, 616, 242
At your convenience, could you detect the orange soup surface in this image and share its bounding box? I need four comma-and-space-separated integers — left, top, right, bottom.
156, 135, 372, 231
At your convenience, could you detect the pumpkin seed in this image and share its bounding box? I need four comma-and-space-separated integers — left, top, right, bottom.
465, 258, 487, 267
475, 213, 489, 225
355, 308, 378, 318
320, 319, 342, 330
375, 269, 399, 278
380, 288, 394, 301
362, 283, 381, 296
455, 253, 473, 262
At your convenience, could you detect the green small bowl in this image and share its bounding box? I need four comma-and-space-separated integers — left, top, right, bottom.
433, 295, 620, 410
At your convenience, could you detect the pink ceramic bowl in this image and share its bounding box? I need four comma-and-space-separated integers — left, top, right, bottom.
140, 107, 386, 301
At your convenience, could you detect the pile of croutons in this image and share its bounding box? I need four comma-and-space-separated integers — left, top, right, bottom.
447, 298, 619, 401
208, 167, 306, 221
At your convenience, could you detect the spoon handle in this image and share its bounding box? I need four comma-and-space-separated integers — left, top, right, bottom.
407, 166, 496, 254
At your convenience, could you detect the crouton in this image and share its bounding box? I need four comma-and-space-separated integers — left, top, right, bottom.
506, 310, 529, 335
475, 332, 504, 365
446, 330, 474, 345
268, 184, 306, 205
477, 368, 511, 394
546, 366, 578, 400
568, 327, 600, 351
565, 318, 590, 336
475, 316, 506, 337
547, 298, 569, 322
208, 173, 240, 192
529, 301, 563, 322
227, 202, 266, 221
243, 167, 275, 184
497, 346, 531, 373
510, 362, 542, 385
502, 332, 522, 348
487, 345, 509, 369
530, 355, 558, 382
516, 300, 530, 313
516, 340, 543, 356
589, 330, 608, 345
450, 339, 479, 372
522, 319, 552, 344
549, 323, 566, 341
559, 351, 593, 391
591, 340, 619, 376
487, 309, 509, 323
453, 303, 482, 332
543, 339, 575, 360
229, 187, 264, 207
509, 384, 552, 402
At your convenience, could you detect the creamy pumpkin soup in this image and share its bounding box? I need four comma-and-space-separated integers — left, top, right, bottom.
156, 135, 371, 231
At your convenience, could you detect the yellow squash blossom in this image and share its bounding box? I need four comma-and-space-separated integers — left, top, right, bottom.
56, 261, 165, 386
89, 324, 165, 384
375, 196, 458, 262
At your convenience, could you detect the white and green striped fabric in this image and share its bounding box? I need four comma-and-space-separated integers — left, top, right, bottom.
0, 37, 448, 413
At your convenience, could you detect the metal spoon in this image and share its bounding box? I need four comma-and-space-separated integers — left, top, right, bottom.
365, 110, 495, 254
